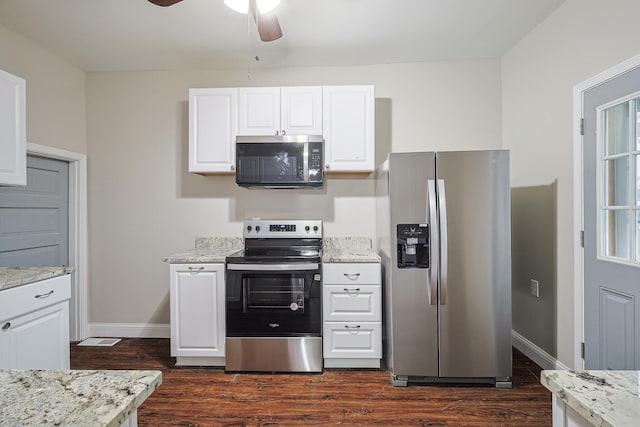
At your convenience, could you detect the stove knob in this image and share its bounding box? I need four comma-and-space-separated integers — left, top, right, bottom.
305, 226, 310, 232
313, 226, 319, 232
255, 226, 260, 233
247, 225, 252, 232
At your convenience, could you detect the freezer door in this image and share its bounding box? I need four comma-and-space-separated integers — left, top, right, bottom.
387, 152, 438, 377
436, 150, 512, 379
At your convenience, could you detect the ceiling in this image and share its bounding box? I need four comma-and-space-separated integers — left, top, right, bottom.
0, 0, 565, 72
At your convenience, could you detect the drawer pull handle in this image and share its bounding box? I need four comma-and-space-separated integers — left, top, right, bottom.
343, 288, 361, 295
188, 266, 205, 274
35, 290, 54, 299
2, 322, 10, 331
343, 273, 360, 281
344, 325, 361, 333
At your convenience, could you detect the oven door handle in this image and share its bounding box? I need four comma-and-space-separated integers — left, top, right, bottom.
227, 263, 320, 271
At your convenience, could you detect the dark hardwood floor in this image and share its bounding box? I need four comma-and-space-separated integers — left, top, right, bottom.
71, 339, 551, 426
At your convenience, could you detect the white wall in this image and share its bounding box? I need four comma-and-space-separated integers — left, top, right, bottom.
86, 60, 502, 324
0, 24, 86, 154
502, 0, 640, 367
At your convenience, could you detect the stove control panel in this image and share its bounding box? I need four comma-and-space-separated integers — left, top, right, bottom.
243, 220, 323, 238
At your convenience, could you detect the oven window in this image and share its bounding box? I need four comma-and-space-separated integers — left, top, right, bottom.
244, 276, 305, 312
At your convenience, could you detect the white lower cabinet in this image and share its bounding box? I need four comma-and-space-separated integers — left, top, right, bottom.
322, 263, 382, 368
170, 263, 225, 366
0, 275, 71, 370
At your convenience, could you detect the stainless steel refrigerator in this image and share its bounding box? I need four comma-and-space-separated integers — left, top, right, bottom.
376, 150, 512, 388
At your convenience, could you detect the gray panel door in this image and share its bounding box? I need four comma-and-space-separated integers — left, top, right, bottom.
0, 155, 69, 266
583, 65, 640, 369
388, 151, 438, 377
436, 150, 512, 378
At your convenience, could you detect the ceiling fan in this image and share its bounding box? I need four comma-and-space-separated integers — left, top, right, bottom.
147, 0, 283, 42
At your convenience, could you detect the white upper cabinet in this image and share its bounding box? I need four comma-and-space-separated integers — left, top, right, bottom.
189, 88, 238, 173
0, 69, 26, 186
323, 85, 375, 172
280, 86, 323, 135
239, 86, 322, 136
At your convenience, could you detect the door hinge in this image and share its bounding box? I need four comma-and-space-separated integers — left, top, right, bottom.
581, 342, 585, 359
580, 230, 584, 248
580, 118, 584, 136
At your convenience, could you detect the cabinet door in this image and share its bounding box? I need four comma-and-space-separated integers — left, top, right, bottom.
170, 264, 225, 358
322, 85, 375, 172
323, 322, 382, 359
189, 88, 237, 173
0, 301, 70, 370
0, 69, 26, 186
323, 284, 381, 322
281, 86, 322, 135
323, 262, 381, 285
238, 87, 280, 135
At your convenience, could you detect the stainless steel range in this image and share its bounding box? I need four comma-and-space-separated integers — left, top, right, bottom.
225, 219, 323, 373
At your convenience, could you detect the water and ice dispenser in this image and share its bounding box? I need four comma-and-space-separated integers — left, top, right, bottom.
396, 224, 429, 268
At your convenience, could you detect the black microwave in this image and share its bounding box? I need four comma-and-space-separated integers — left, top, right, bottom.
235, 135, 324, 189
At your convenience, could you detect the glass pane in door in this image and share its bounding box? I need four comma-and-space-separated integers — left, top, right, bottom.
604, 210, 631, 259
604, 157, 630, 206
636, 100, 640, 150
604, 102, 629, 156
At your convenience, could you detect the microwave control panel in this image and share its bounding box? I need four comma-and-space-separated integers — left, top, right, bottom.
308, 141, 323, 182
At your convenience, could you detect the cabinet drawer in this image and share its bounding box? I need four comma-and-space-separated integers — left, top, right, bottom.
0, 275, 71, 322
322, 263, 381, 285
323, 284, 381, 322
323, 322, 381, 359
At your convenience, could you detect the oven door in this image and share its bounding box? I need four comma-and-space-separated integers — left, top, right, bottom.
225, 262, 322, 337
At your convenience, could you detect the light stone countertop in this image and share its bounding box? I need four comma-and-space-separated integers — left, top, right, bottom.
541, 369, 640, 427
0, 369, 162, 427
162, 237, 244, 263
0, 266, 74, 292
322, 237, 381, 263
163, 236, 380, 264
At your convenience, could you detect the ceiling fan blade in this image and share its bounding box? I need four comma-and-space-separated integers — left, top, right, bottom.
249, 0, 283, 42
147, 0, 184, 6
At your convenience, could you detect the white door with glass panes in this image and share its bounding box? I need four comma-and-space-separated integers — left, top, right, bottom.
238, 86, 322, 136
583, 65, 640, 370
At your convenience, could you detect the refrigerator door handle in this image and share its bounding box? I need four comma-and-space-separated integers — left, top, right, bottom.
437, 179, 448, 305
427, 179, 438, 305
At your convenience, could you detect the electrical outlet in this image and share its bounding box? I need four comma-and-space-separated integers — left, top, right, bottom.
530, 279, 540, 298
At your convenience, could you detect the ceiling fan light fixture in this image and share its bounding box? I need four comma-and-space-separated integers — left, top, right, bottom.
224, 0, 280, 15
224, 0, 248, 14
256, 0, 280, 14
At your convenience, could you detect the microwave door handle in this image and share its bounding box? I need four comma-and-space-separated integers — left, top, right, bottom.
303, 142, 309, 182
427, 179, 438, 306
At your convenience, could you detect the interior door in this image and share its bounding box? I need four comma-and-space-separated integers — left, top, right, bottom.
583, 65, 640, 370
0, 155, 69, 266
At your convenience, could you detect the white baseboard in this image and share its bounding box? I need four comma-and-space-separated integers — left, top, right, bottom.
88, 323, 170, 339
512, 330, 570, 370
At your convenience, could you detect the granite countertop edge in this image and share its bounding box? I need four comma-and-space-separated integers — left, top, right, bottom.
0, 369, 162, 427
541, 369, 640, 427
0, 266, 74, 292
